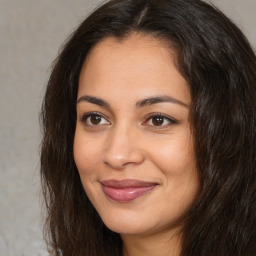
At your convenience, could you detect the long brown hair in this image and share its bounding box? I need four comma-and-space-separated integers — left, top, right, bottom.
40, 0, 256, 255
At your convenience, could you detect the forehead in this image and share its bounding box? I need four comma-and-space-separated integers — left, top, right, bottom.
78, 33, 190, 105
82, 33, 176, 73
87, 33, 175, 57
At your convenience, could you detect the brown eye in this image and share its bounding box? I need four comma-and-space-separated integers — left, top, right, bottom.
152, 116, 164, 126
145, 114, 177, 128
80, 113, 110, 126
90, 115, 102, 125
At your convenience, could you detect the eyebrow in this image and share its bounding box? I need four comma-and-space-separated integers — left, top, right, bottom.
77, 95, 111, 108
135, 95, 188, 108
77, 95, 188, 108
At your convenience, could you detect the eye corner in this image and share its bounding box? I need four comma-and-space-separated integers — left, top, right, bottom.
79, 112, 111, 127
143, 113, 178, 129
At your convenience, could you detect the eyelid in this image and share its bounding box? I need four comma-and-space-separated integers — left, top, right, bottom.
78, 111, 178, 128
79, 111, 111, 125
143, 113, 178, 127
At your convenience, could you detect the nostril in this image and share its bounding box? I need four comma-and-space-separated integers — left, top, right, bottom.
103, 154, 130, 169
102, 127, 145, 169
103, 149, 145, 170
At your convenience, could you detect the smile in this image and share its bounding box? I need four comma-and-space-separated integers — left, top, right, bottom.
100, 179, 158, 202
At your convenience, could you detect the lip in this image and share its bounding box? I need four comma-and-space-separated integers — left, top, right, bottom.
100, 179, 158, 202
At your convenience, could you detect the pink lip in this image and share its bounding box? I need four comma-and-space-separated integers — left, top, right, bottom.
100, 179, 158, 202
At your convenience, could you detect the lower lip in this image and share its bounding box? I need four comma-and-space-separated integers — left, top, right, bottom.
102, 185, 156, 202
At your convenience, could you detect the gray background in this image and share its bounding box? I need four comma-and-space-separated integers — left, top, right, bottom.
0, 0, 255, 255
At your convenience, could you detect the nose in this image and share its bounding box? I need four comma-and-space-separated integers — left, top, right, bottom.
103, 125, 145, 170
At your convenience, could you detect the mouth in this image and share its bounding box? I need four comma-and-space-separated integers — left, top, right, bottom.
100, 179, 158, 202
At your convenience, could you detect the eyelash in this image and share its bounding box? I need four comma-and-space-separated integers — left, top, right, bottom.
143, 113, 178, 128
79, 112, 178, 128
79, 112, 110, 126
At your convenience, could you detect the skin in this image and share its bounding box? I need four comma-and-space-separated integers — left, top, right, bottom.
73, 33, 200, 256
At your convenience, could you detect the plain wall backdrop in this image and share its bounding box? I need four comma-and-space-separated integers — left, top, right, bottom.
0, 0, 255, 255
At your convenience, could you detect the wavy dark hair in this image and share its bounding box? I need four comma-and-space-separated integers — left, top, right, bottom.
40, 0, 256, 255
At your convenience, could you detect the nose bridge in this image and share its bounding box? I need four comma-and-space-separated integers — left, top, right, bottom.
103, 121, 144, 169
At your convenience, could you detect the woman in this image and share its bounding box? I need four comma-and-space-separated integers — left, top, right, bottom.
40, 0, 256, 255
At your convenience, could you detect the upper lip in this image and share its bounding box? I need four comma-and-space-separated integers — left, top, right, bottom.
100, 179, 158, 189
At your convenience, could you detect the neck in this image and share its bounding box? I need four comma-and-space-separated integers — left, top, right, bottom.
121, 227, 182, 256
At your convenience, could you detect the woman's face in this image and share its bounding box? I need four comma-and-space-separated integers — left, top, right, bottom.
74, 34, 199, 237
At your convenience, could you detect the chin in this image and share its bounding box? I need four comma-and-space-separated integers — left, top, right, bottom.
105, 221, 151, 235
99, 210, 152, 235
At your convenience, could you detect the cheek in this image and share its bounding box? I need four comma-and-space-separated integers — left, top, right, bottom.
73, 132, 102, 203
148, 133, 195, 173
151, 138, 199, 210
73, 130, 100, 177
148, 132, 198, 199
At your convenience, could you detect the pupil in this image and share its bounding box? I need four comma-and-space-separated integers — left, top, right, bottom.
152, 116, 163, 126
91, 115, 101, 125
